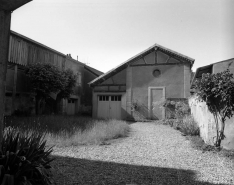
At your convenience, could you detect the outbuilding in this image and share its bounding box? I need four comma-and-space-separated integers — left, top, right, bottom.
89, 44, 195, 120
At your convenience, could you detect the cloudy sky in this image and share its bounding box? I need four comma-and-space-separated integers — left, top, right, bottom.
11, 0, 234, 73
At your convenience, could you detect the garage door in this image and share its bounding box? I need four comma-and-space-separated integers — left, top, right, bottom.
97, 95, 121, 119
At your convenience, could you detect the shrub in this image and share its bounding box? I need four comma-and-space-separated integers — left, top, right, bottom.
177, 115, 199, 136
162, 99, 190, 119
0, 127, 54, 185
162, 119, 174, 127
194, 69, 234, 147
162, 116, 199, 136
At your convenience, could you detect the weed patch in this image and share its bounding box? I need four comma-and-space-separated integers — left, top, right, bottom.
162, 116, 199, 136
5, 116, 130, 147
46, 119, 130, 146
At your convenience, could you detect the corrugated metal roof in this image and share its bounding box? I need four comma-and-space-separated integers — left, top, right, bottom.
89, 43, 195, 86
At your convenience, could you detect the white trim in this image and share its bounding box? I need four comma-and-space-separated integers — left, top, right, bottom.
148, 86, 166, 119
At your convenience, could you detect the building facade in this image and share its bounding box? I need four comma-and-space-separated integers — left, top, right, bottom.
89, 44, 195, 120
5, 31, 102, 116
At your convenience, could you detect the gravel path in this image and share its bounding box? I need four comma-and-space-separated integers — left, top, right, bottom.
52, 122, 234, 185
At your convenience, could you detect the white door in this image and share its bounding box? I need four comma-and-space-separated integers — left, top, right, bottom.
148, 87, 165, 120
97, 95, 110, 119
97, 95, 122, 119
109, 95, 122, 120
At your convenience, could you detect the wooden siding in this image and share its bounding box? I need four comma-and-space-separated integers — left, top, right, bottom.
8, 34, 65, 69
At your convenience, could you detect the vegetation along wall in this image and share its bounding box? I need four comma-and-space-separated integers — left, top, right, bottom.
189, 96, 234, 150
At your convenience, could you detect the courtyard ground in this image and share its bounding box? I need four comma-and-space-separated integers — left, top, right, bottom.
52, 122, 234, 185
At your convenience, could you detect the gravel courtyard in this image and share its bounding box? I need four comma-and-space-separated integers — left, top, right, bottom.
52, 122, 234, 185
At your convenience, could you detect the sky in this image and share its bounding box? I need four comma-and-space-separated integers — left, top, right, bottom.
11, 0, 234, 73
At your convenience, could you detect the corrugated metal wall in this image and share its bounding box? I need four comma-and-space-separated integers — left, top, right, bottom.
8, 34, 65, 69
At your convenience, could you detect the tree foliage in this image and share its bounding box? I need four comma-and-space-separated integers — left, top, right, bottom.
25, 63, 77, 114
25, 63, 64, 98
58, 69, 77, 99
194, 69, 234, 147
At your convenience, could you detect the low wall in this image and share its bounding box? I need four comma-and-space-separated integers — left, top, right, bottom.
189, 96, 234, 150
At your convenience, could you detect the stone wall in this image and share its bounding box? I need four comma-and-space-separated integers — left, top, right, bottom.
189, 96, 234, 150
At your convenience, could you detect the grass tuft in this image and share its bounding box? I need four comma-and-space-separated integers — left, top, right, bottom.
46, 119, 130, 146
5, 116, 130, 147
178, 115, 200, 136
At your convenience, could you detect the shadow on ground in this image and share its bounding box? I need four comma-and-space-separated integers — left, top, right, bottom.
51, 155, 228, 185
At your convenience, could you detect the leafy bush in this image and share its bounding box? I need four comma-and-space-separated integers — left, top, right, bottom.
162, 99, 190, 119
194, 69, 234, 147
0, 127, 54, 185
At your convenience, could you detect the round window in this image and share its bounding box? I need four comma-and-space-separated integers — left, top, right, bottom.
153, 69, 161, 78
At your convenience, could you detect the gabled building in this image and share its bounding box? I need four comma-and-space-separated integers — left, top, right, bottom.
191, 58, 234, 91
5, 31, 102, 115
89, 44, 195, 120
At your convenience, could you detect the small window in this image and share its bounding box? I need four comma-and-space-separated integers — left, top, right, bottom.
99, 96, 103, 101
110, 95, 121, 101
105, 96, 109, 101
99, 95, 109, 101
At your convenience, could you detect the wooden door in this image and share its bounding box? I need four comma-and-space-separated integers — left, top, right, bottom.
97, 95, 110, 119
97, 95, 122, 119
109, 95, 121, 120
148, 87, 165, 120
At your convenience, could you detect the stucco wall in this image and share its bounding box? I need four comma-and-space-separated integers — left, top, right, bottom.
101, 69, 126, 85
131, 65, 185, 100
212, 58, 234, 74
189, 96, 234, 150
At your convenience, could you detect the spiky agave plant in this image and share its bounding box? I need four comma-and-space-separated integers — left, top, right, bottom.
0, 127, 54, 185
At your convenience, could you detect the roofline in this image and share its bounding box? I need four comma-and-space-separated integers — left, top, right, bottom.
10, 30, 86, 66
210, 57, 234, 66
11, 30, 66, 57
89, 43, 195, 86
190, 57, 234, 88
84, 65, 103, 76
